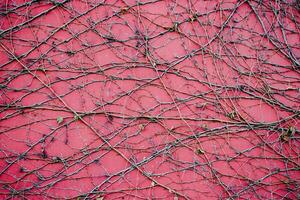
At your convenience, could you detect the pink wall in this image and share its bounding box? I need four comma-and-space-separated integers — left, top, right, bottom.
0, 0, 299, 199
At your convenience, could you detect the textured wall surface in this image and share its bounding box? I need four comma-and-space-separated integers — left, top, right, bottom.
0, 0, 299, 199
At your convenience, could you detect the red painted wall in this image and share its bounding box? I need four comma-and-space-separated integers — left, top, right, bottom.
0, 0, 299, 199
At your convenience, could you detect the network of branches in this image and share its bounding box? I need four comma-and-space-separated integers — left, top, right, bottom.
0, 0, 299, 199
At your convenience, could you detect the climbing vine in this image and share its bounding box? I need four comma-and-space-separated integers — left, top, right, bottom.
0, 0, 299, 199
